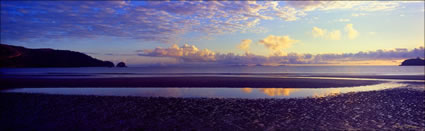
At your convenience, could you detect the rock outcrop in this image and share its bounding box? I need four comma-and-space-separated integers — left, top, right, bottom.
0, 44, 114, 67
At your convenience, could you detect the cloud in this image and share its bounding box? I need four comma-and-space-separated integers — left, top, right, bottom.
336, 18, 350, 22
238, 39, 252, 52
0, 1, 288, 43
139, 44, 216, 62
312, 27, 341, 40
312, 24, 358, 40
286, 1, 402, 12
273, 6, 306, 21
351, 13, 367, 17
312, 27, 326, 37
258, 35, 299, 52
345, 24, 359, 39
1, 1, 418, 44
356, 2, 400, 11
139, 43, 425, 66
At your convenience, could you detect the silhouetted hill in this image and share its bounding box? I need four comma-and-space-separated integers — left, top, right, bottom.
0, 44, 114, 67
400, 57, 425, 66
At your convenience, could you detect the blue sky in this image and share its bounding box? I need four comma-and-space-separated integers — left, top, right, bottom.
1, 1, 424, 66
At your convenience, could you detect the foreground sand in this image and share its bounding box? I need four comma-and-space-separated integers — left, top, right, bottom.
1, 87, 424, 130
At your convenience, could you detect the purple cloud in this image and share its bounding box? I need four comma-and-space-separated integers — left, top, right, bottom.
139, 44, 425, 65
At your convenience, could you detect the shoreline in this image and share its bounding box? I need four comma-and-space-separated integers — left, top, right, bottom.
0, 76, 386, 88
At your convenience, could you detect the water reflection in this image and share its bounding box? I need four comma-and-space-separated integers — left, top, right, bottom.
258, 88, 298, 96
1, 82, 413, 99
242, 88, 299, 96
241, 88, 252, 93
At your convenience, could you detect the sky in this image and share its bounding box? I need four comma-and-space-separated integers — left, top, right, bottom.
1, 1, 424, 66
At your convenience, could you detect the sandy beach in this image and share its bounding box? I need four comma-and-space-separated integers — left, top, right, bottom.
1, 86, 424, 130
1, 75, 424, 130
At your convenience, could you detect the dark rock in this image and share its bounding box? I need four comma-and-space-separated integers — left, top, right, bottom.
400, 57, 425, 66
0, 44, 114, 67
116, 62, 127, 67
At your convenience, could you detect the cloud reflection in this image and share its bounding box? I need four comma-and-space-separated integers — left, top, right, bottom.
241, 88, 299, 96
259, 88, 298, 96
241, 88, 253, 93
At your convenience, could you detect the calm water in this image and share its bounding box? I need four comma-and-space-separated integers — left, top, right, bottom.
1, 66, 424, 78
2, 82, 419, 99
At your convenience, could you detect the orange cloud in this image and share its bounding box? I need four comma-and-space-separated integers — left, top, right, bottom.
141, 44, 216, 62
258, 35, 299, 53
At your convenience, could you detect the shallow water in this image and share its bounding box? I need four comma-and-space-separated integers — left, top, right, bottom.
1, 82, 410, 99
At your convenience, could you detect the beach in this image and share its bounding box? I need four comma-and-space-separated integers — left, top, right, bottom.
1, 73, 424, 130
1, 86, 424, 130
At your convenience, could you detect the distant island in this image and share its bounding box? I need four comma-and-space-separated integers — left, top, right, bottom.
116, 62, 127, 67
0, 44, 114, 67
400, 57, 425, 66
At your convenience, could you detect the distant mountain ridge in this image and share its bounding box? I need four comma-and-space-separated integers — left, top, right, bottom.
0, 44, 114, 67
400, 57, 425, 66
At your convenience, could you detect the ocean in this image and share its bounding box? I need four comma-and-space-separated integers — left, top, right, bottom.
1, 66, 424, 77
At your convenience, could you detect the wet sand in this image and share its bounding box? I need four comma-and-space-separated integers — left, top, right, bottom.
0, 76, 384, 88
306, 75, 425, 80
1, 87, 424, 130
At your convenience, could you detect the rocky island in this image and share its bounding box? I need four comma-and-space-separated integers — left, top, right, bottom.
0, 44, 114, 67
116, 62, 127, 67
400, 57, 425, 66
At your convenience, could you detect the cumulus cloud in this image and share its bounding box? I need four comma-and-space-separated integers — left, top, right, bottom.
312, 24, 360, 40
258, 35, 299, 52
139, 44, 216, 62
312, 27, 341, 40
312, 27, 326, 38
139, 44, 425, 66
345, 24, 359, 39
238, 39, 252, 52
